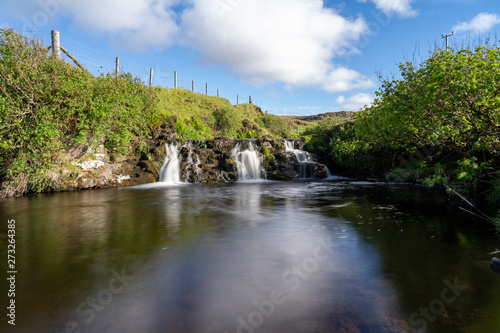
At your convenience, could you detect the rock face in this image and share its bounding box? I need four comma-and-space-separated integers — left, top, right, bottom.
158, 137, 331, 183
59, 136, 331, 192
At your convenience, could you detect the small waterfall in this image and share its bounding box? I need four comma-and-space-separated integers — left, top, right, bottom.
283, 139, 332, 178
231, 142, 262, 180
159, 143, 181, 183
181, 141, 202, 183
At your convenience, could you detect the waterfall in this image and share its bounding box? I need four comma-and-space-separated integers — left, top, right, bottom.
231, 142, 262, 180
181, 141, 203, 183
283, 139, 332, 178
159, 143, 181, 183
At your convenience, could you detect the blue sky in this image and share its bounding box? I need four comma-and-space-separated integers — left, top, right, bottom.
1, 0, 499, 115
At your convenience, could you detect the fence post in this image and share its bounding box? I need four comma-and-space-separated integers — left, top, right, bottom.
174, 71, 177, 88
249, 95, 252, 104
237, 94, 239, 105
217, 89, 220, 98
115, 57, 119, 78
149, 68, 153, 87
51, 30, 61, 59
192, 80, 194, 92
206, 83, 208, 95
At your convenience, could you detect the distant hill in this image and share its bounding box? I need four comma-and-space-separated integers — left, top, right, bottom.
284, 111, 356, 122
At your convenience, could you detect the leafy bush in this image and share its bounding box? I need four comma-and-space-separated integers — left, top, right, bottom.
262, 113, 290, 138
356, 43, 500, 154
213, 106, 240, 137
302, 41, 500, 191
0, 29, 158, 196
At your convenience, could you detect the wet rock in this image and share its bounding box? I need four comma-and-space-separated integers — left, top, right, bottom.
137, 160, 161, 180
120, 172, 157, 186
490, 257, 500, 273
57, 136, 331, 194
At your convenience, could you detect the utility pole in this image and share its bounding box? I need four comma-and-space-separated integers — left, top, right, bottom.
441, 31, 454, 49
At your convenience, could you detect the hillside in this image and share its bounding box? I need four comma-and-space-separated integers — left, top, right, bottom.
285, 111, 356, 122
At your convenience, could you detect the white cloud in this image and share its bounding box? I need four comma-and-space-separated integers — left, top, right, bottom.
336, 93, 374, 111
453, 12, 500, 33
1, 0, 376, 92
0, 0, 181, 51
358, 0, 417, 17
66, 0, 180, 51
180, 0, 375, 92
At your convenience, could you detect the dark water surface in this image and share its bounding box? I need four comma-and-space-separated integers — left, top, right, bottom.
1, 180, 500, 333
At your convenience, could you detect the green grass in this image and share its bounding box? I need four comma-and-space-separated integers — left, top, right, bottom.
155, 87, 310, 140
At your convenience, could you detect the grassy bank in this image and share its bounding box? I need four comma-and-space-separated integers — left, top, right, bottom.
0, 29, 310, 197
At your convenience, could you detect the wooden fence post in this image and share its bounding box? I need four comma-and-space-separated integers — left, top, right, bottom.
174, 71, 177, 88
51, 30, 61, 59
115, 57, 119, 78
249, 95, 252, 104
237, 94, 239, 105
206, 83, 208, 95
192, 80, 194, 92
217, 89, 220, 98
149, 68, 153, 87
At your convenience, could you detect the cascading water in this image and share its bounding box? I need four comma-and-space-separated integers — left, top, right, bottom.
231, 142, 262, 180
181, 141, 204, 183
159, 143, 181, 183
283, 139, 332, 178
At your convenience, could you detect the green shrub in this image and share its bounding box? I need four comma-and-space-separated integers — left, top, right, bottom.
0, 28, 158, 196
213, 106, 240, 137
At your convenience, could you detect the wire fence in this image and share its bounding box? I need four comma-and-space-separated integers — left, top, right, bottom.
48, 30, 253, 105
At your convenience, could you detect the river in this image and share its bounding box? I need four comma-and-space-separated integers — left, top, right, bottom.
1, 180, 499, 332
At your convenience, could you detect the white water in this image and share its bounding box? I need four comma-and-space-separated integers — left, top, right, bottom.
182, 141, 203, 182
284, 139, 332, 178
159, 143, 181, 183
231, 142, 262, 180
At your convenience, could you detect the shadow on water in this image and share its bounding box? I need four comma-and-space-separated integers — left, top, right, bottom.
1, 181, 499, 332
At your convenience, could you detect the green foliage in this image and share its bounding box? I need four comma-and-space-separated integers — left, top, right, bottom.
489, 174, 500, 206
421, 163, 449, 187
301, 42, 500, 189
262, 113, 291, 138
301, 116, 347, 155
356, 43, 500, 154
213, 106, 240, 137
0, 29, 158, 196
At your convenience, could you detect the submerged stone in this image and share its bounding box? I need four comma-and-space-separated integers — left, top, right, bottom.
490, 257, 500, 273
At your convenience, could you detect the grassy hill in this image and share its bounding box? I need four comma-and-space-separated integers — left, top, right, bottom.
155, 88, 310, 140
285, 111, 356, 122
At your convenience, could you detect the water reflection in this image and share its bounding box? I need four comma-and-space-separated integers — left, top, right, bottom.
1, 181, 499, 332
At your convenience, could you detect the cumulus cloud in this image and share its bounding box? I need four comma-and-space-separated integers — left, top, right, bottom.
358, 0, 417, 17
180, 0, 374, 92
453, 12, 500, 34
1, 0, 377, 91
0, 0, 180, 51
66, 0, 180, 51
336, 93, 374, 111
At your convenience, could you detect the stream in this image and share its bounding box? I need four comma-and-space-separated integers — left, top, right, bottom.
1, 180, 500, 332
